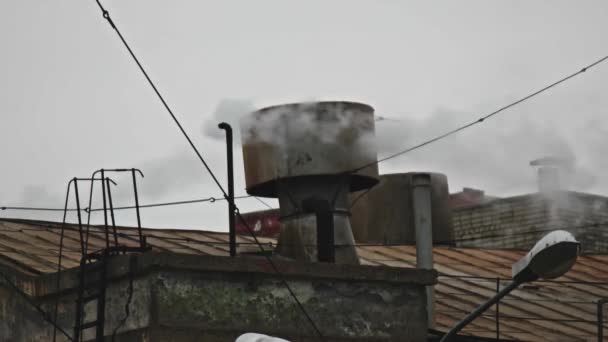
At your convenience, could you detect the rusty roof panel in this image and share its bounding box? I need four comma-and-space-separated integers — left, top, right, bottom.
0, 218, 606, 341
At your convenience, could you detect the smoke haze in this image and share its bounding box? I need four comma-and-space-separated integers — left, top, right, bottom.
1, 1, 607, 231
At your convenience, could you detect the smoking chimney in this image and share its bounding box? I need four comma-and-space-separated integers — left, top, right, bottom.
240, 101, 379, 264
530, 157, 568, 193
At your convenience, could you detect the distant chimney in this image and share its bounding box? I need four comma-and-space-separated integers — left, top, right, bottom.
530, 157, 567, 193
240, 101, 379, 264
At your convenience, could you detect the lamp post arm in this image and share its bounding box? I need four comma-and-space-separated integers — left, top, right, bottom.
440, 280, 521, 342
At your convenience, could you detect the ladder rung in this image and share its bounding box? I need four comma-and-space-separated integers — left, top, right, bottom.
78, 320, 98, 330
81, 280, 103, 290
79, 293, 100, 304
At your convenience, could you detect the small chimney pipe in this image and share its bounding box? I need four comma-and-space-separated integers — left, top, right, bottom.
530, 157, 568, 193
219, 122, 236, 257
412, 173, 435, 328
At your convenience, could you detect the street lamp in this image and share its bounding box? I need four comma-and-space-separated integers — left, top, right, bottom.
440, 230, 580, 342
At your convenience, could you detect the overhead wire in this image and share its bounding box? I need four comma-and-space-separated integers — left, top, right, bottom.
17, 54, 599, 217
437, 310, 598, 324
11, 2, 605, 338
1, 218, 608, 250
91, 1, 323, 339
0, 195, 253, 213
252, 196, 274, 210
87, 195, 251, 212
0, 206, 71, 212
351, 53, 608, 173
0, 4, 603, 340
0, 195, 270, 214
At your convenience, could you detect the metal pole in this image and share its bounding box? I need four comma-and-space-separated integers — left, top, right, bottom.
73, 178, 85, 256
440, 280, 521, 342
83, 173, 98, 256
100, 169, 110, 249
106, 177, 118, 247
598, 299, 606, 342
496, 277, 500, 340
412, 173, 435, 328
131, 168, 144, 248
79, 173, 118, 255
219, 122, 236, 257
302, 198, 335, 263
52, 178, 74, 342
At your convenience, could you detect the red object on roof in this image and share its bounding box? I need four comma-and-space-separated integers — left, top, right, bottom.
449, 187, 491, 209
236, 209, 281, 237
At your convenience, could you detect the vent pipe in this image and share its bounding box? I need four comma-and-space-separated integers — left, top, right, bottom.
240, 101, 379, 264
412, 173, 435, 328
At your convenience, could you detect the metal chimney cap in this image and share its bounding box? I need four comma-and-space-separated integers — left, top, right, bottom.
240, 101, 379, 197
255, 101, 374, 114
530, 156, 572, 167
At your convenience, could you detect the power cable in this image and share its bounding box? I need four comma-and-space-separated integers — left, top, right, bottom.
0, 269, 73, 341
349, 187, 373, 209
252, 196, 274, 210
0, 195, 251, 213
93, 0, 225, 198
436, 310, 598, 324
352, 53, 608, 173
1, 206, 71, 212
2, 217, 608, 248
86, 195, 251, 212
91, 1, 323, 339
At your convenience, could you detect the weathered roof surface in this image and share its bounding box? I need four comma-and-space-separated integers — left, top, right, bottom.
0, 218, 606, 341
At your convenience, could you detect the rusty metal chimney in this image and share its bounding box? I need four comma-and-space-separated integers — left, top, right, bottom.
240, 101, 379, 264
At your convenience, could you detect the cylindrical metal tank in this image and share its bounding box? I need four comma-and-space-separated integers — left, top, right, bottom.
357, 172, 454, 245
240, 101, 379, 264
240, 101, 378, 197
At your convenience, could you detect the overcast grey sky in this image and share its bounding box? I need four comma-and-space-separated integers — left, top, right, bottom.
1, 1, 607, 231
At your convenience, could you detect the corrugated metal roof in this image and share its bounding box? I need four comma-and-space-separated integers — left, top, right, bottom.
0, 218, 605, 341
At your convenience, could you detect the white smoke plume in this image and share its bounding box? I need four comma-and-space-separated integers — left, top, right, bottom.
202, 99, 255, 144
239, 101, 378, 170
374, 107, 603, 196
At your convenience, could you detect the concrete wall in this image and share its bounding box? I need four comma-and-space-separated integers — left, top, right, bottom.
1, 253, 436, 342
0, 265, 53, 342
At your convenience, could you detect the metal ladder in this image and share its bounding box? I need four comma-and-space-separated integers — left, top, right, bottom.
73, 250, 108, 342
72, 168, 148, 342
